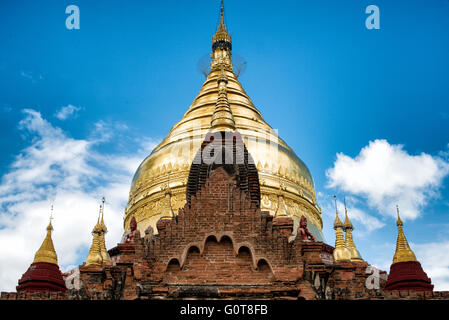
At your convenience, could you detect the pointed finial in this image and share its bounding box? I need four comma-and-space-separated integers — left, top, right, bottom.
33, 208, 58, 265
219, 0, 225, 29
86, 200, 109, 266
48, 205, 54, 230
93, 204, 102, 233
332, 195, 351, 262
98, 197, 111, 263
392, 206, 417, 263
212, 0, 232, 51
343, 197, 353, 230
342, 197, 362, 261
396, 205, 403, 226
100, 197, 105, 221
333, 195, 343, 229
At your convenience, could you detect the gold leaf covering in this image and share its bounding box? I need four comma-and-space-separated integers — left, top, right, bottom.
343, 206, 363, 262
124, 1, 323, 241
33, 220, 58, 265
333, 196, 351, 262
212, 1, 232, 46
393, 207, 417, 264
86, 217, 103, 267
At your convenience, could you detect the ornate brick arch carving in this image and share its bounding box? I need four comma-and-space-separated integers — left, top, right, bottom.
179, 243, 202, 269
166, 258, 181, 272
235, 242, 258, 270
256, 258, 274, 275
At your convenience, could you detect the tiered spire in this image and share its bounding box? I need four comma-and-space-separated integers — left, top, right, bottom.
210, 1, 235, 131
86, 198, 110, 266
333, 196, 351, 262
392, 206, 417, 264
86, 216, 103, 266
17, 205, 67, 293
211, 0, 233, 71
99, 198, 111, 263
33, 206, 58, 264
343, 198, 363, 262
212, 0, 232, 50
385, 205, 433, 291
210, 68, 235, 131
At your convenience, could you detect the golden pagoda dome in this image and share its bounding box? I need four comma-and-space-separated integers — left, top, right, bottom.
124, 2, 323, 241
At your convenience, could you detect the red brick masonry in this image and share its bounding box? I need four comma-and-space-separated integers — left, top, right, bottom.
16, 262, 67, 293
385, 261, 433, 291
2, 167, 448, 300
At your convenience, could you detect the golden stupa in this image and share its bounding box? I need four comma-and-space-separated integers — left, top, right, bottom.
124, 2, 323, 240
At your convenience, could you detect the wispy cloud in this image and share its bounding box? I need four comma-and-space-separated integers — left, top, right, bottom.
54, 104, 82, 120
319, 194, 385, 234
348, 240, 449, 291
0, 109, 158, 292
20, 70, 43, 83
413, 241, 449, 291
326, 139, 449, 220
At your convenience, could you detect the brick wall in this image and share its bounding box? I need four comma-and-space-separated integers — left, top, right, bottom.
3, 165, 448, 300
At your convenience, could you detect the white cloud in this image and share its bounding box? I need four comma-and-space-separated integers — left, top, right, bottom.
413, 241, 449, 291
320, 195, 384, 234
340, 240, 449, 291
326, 139, 449, 220
0, 109, 158, 292
54, 104, 82, 120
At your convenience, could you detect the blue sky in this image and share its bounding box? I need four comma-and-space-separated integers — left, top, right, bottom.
0, 0, 448, 291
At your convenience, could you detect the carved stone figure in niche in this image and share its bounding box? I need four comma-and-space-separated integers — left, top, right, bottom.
297, 215, 317, 242
144, 226, 154, 245
124, 216, 141, 243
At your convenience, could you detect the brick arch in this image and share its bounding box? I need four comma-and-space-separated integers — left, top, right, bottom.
204, 234, 219, 245
235, 242, 258, 269
164, 233, 274, 285
180, 243, 202, 269
256, 258, 274, 275
201, 232, 236, 255
219, 235, 233, 243
166, 258, 181, 272
216, 232, 236, 244
200, 234, 259, 270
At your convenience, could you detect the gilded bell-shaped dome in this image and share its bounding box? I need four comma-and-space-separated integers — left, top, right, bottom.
124, 3, 323, 241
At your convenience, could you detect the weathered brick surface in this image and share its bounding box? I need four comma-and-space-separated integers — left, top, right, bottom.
144, 167, 306, 288
2, 166, 448, 300
163, 236, 274, 285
